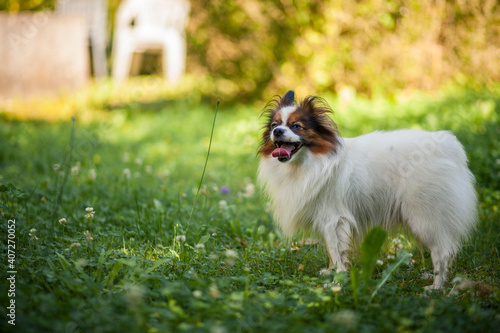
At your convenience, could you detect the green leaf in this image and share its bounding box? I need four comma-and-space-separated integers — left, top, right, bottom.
96, 249, 107, 281
153, 199, 164, 212
55, 252, 70, 270
197, 234, 210, 245
0, 179, 11, 192
144, 258, 169, 275
350, 267, 360, 305
334, 271, 348, 285
119, 258, 138, 267
168, 248, 180, 260
107, 261, 124, 287
360, 227, 387, 283
370, 250, 412, 301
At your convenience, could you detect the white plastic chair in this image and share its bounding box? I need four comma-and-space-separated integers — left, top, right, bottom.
56, 0, 108, 78
112, 0, 190, 83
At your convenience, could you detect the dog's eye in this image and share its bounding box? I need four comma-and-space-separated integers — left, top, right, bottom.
292, 124, 302, 130
271, 123, 278, 129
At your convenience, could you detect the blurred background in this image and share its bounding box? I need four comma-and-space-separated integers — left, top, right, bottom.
0, 0, 498, 117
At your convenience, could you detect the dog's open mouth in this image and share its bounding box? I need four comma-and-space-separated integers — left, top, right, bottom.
272, 141, 303, 162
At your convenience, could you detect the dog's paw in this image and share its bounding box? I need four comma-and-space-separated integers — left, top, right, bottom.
423, 284, 437, 291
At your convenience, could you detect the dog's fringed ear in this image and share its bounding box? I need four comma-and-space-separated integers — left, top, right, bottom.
281, 90, 295, 107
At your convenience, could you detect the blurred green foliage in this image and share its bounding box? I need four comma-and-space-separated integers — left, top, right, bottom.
1, 0, 499, 103
187, 0, 499, 102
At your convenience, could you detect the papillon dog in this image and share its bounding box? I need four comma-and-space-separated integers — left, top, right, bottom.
258, 90, 477, 289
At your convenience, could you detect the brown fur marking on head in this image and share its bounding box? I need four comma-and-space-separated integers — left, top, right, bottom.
295, 96, 341, 155
258, 93, 341, 157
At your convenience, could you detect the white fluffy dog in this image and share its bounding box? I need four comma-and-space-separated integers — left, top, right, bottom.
258, 91, 477, 289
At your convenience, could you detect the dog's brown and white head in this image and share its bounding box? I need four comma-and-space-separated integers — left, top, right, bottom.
259, 90, 340, 163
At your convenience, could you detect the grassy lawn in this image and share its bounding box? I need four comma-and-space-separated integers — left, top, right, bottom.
1, 84, 499, 332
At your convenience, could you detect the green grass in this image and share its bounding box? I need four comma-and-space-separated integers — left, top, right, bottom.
1, 86, 499, 332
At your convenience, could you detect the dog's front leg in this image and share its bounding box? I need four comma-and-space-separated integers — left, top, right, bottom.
324, 218, 351, 272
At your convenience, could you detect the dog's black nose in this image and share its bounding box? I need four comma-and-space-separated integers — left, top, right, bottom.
273, 128, 285, 137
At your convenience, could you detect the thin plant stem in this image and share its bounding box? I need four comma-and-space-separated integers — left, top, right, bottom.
187, 100, 220, 230
54, 117, 76, 218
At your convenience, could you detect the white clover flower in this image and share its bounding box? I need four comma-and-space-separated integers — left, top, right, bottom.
89, 168, 97, 181
134, 158, 143, 166
85, 207, 95, 219
209, 284, 220, 298
195, 243, 205, 250
319, 268, 332, 276
29, 228, 38, 241
212, 232, 217, 237
390, 237, 404, 253
176, 235, 186, 243
219, 200, 228, 210
83, 230, 93, 241
123, 152, 130, 163
224, 249, 238, 266
452, 276, 473, 290
193, 290, 202, 298
123, 283, 145, 304
71, 242, 81, 247
242, 183, 255, 197
123, 168, 131, 179
58, 218, 67, 225
387, 254, 395, 260
71, 166, 79, 176
225, 249, 238, 258
377, 259, 384, 266
330, 309, 358, 328
331, 285, 342, 293
52, 164, 61, 171
76, 258, 87, 267
145, 165, 152, 173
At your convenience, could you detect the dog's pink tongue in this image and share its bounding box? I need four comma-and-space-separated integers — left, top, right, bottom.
271, 143, 294, 159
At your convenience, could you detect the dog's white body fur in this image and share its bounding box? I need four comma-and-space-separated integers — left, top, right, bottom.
259, 129, 477, 289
